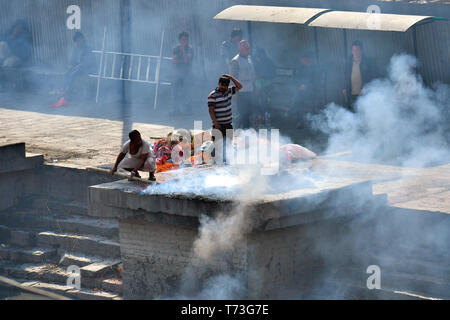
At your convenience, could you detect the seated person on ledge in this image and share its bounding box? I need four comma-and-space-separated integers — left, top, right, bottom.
110, 130, 156, 181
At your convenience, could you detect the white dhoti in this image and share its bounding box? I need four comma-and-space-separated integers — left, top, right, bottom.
119, 156, 156, 173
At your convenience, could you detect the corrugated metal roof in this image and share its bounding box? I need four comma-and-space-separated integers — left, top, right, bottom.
308, 11, 435, 32
214, 5, 331, 24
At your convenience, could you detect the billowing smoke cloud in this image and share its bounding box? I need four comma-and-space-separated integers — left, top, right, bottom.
167, 204, 250, 300
148, 130, 320, 300
309, 54, 450, 168
298, 53, 450, 299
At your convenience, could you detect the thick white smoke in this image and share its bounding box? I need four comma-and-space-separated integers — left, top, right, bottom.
151, 131, 306, 300
310, 54, 450, 168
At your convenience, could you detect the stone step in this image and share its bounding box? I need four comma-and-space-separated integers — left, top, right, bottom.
0, 224, 10, 242
80, 260, 121, 279
37, 231, 121, 259
58, 252, 101, 268
0, 264, 123, 299
368, 242, 450, 267
2, 263, 72, 285
56, 217, 118, 240
100, 278, 123, 295
330, 266, 450, 300
15, 195, 88, 217
0, 246, 57, 264
65, 287, 122, 300
0, 213, 56, 231
9, 229, 36, 247
19, 280, 121, 300
357, 253, 450, 282
0, 212, 118, 240
1, 263, 121, 295
314, 278, 439, 300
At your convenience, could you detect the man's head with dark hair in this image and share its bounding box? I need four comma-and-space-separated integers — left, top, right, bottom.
129, 130, 141, 142
178, 31, 189, 40
231, 28, 242, 44
352, 40, 363, 50
218, 76, 231, 93
178, 31, 189, 47
351, 40, 363, 60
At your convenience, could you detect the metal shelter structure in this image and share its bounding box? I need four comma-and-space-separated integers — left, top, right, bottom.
214, 5, 448, 106
214, 5, 439, 32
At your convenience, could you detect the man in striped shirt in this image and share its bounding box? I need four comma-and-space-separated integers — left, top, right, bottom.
208, 74, 242, 163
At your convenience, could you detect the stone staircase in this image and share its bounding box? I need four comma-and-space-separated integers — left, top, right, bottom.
0, 195, 123, 300
310, 244, 450, 300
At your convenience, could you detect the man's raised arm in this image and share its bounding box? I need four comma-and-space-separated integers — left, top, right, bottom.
222, 74, 243, 92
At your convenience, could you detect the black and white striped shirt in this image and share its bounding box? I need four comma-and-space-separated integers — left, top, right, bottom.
207, 87, 236, 124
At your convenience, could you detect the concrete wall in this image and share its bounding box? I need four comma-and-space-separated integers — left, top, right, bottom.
0, 142, 121, 212
118, 219, 197, 299
0, 143, 42, 211
24, 166, 123, 205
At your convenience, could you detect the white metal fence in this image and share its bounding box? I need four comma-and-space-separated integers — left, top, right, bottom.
89, 28, 173, 109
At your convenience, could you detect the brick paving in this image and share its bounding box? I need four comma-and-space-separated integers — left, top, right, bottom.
0, 107, 173, 169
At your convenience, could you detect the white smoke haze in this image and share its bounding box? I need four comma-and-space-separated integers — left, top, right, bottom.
167, 203, 250, 300
310, 54, 450, 168
192, 204, 250, 262
151, 131, 309, 300
150, 54, 450, 299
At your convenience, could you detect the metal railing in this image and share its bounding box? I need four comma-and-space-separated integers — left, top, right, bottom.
89, 28, 172, 110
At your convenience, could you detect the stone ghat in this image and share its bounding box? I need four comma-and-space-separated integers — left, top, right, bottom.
88, 163, 383, 223
87, 163, 390, 299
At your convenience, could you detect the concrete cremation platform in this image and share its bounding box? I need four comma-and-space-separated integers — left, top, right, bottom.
88, 164, 387, 299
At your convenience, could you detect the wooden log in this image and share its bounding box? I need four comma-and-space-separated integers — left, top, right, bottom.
85, 167, 157, 184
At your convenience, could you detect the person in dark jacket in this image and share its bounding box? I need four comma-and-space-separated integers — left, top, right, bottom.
0, 20, 32, 68
292, 51, 324, 129
51, 32, 96, 107
220, 28, 242, 73
254, 47, 276, 125
171, 31, 194, 115
342, 40, 378, 112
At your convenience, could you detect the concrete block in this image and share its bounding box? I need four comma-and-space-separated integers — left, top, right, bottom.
58, 252, 100, 268
7, 247, 57, 264
65, 288, 118, 300
0, 143, 25, 162
28, 282, 72, 295
0, 246, 10, 260
101, 278, 123, 295
0, 171, 25, 211
4, 264, 70, 284
0, 225, 11, 242
56, 217, 118, 239
10, 230, 36, 247
0, 143, 43, 174
80, 260, 121, 278
37, 232, 121, 259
